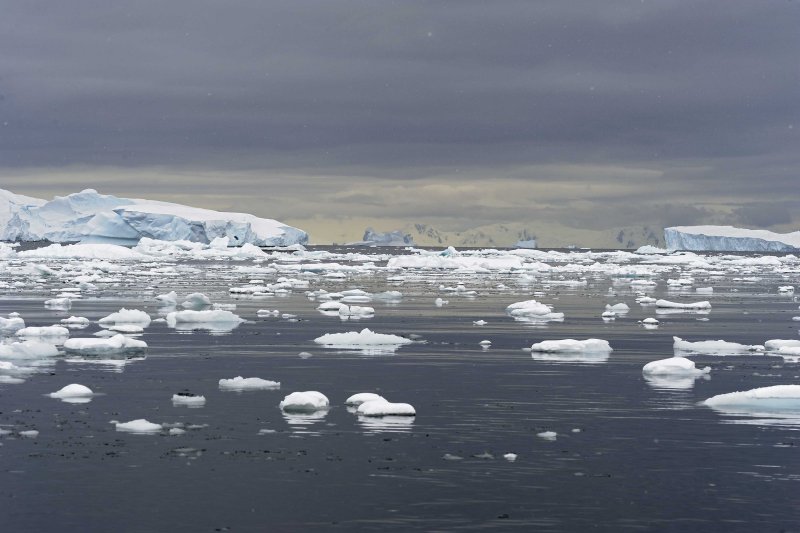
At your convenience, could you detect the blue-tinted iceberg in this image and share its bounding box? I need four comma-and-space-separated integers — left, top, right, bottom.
0, 188, 308, 247
665, 226, 800, 252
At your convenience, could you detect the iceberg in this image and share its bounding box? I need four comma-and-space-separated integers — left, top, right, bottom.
665, 226, 800, 252
351, 228, 414, 247
279, 391, 330, 412
0, 188, 308, 247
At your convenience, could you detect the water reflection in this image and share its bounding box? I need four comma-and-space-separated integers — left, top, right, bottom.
532, 352, 610, 364
644, 373, 710, 390
707, 406, 800, 428
357, 415, 414, 434
282, 410, 328, 434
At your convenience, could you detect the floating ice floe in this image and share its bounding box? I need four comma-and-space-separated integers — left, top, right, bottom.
48, 384, 94, 403
337, 305, 375, 318
505, 299, 565, 323
473, 320, 487, 326
531, 339, 612, 353
99, 308, 151, 327
605, 303, 630, 313
778, 285, 794, 293
16, 326, 69, 339
165, 310, 245, 333
44, 297, 71, 310
537, 431, 557, 440
765, 339, 800, 352
63, 334, 147, 355
434, 297, 448, 307
60, 316, 90, 328
673, 336, 764, 355
0, 316, 25, 332
218, 376, 280, 391
356, 399, 416, 417
181, 292, 212, 309
279, 391, 329, 412
114, 419, 163, 433
655, 299, 711, 310
314, 328, 413, 355
156, 291, 178, 306
171, 393, 206, 407
643, 356, 710, 376
108, 324, 144, 334
345, 393, 387, 406
704, 385, 800, 410
0, 341, 60, 359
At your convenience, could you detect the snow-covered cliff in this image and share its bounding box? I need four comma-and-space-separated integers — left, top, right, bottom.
0, 188, 308, 247
665, 226, 800, 252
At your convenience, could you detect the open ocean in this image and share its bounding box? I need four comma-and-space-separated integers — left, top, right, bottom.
1, 245, 799, 532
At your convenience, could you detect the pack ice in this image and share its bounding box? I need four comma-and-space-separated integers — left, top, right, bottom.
0, 188, 308, 247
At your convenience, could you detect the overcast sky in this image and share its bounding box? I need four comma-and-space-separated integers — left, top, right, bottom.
1, 0, 798, 242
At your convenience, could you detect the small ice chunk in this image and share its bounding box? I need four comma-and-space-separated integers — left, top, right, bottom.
655, 299, 711, 310
356, 400, 415, 417
479, 339, 491, 346
605, 303, 629, 313
314, 328, 413, 346
472, 320, 487, 326
171, 393, 206, 407
0, 316, 26, 332
16, 326, 70, 338
108, 324, 144, 334
44, 297, 71, 310
218, 376, 280, 391
673, 336, 763, 355
345, 393, 387, 406
166, 310, 244, 326
60, 316, 90, 326
435, 298, 448, 307
63, 334, 147, 354
99, 308, 151, 326
642, 317, 659, 325
19, 430, 39, 438
49, 383, 94, 399
537, 431, 557, 440
279, 391, 329, 412
642, 356, 710, 376
169, 428, 186, 436
114, 419, 162, 433
503, 453, 518, 462
156, 291, 178, 306
181, 292, 212, 309
531, 339, 612, 353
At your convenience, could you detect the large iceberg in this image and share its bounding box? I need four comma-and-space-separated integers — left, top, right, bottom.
0, 188, 308, 247
665, 226, 800, 252
350, 228, 414, 247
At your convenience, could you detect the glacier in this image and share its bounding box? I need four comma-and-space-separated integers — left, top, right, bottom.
0, 188, 308, 247
665, 226, 800, 252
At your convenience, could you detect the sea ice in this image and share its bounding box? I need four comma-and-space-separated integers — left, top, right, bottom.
642, 356, 710, 376
673, 336, 764, 355
356, 400, 416, 417
314, 328, 413, 347
279, 391, 329, 412
63, 334, 147, 355
218, 376, 280, 391
181, 293, 212, 309
344, 393, 387, 406
171, 393, 206, 407
531, 339, 612, 353
16, 326, 70, 338
655, 299, 712, 310
99, 308, 151, 326
114, 419, 163, 433
505, 300, 565, 322
166, 310, 244, 326
48, 384, 94, 403
704, 385, 800, 410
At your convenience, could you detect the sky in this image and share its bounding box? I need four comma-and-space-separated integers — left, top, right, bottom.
1, 0, 798, 244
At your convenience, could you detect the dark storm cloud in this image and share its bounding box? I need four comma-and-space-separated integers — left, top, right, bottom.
0, 0, 798, 240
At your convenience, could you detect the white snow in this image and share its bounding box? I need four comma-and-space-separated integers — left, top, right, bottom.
114, 419, 162, 433
279, 391, 329, 412
218, 376, 280, 391
642, 356, 710, 376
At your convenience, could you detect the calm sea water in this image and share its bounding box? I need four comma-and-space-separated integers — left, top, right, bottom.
1, 247, 798, 532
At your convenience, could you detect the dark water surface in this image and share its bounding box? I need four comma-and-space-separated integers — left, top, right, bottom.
1, 248, 799, 532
